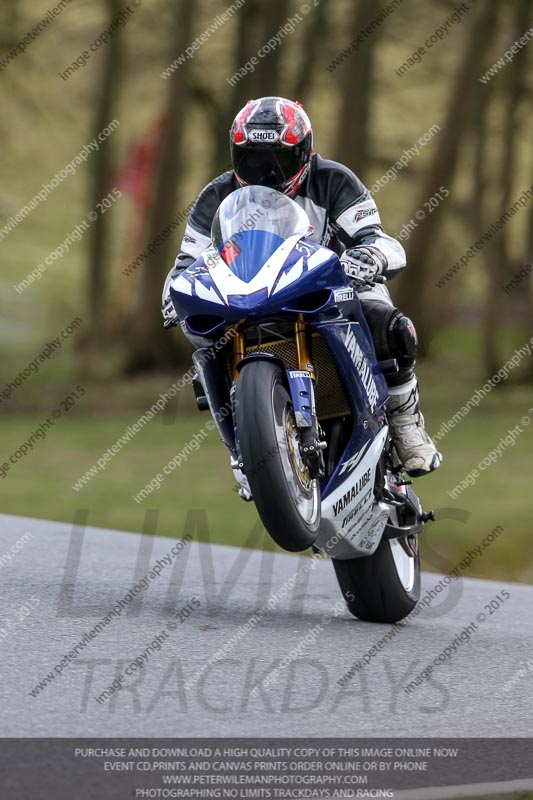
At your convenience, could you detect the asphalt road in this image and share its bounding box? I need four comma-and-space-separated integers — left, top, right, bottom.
1, 513, 532, 738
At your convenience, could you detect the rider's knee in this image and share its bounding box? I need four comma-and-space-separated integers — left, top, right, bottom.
389, 312, 418, 360
387, 312, 417, 387
361, 300, 417, 386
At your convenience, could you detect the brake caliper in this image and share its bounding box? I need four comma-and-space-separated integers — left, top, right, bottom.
300, 422, 326, 479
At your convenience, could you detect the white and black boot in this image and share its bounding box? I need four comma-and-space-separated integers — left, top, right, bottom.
387, 377, 442, 477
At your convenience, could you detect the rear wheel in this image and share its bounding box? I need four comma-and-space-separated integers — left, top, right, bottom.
235, 360, 320, 552
332, 536, 420, 623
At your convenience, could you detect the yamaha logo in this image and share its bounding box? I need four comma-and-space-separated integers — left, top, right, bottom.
344, 326, 379, 412
248, 129, 280, 143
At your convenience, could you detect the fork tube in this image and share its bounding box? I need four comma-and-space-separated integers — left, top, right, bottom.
232, 327, 246, 380
294, 314, 316, 380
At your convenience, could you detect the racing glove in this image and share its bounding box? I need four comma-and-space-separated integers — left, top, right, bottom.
162, 297, 179, 328
162, 271, 179, 328
340, 246, 385, 283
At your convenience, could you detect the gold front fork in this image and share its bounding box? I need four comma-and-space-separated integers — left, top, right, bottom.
231, 317, 315, 380
231, 325, 246, 380
294, 314, 316, 380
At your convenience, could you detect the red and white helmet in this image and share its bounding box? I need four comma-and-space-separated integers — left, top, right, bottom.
230, 97, 313, 197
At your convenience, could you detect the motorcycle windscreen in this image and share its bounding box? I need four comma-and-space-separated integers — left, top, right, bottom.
219, 229, 284, 283
211, 186, 312, 283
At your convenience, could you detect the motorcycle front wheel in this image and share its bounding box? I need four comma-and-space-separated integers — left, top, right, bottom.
235, 360, 320, 552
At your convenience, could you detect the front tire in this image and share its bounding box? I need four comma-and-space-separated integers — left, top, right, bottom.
235, 360, 320, 552
332, 537, 420, 623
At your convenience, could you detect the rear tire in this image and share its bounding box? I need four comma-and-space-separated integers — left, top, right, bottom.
332, 537, 420, 623
236, 360, 320, 552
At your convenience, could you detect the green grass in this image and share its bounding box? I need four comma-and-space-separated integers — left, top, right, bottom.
1, 354, 532, 583
488, 795, 533, 800
0, 412, 259, 548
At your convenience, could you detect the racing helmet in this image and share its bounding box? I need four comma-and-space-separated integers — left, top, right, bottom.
230, 96, 313, 197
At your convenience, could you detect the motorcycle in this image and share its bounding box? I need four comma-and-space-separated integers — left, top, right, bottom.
168, 185, 435, 623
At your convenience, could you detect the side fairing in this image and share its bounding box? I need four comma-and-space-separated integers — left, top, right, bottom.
316, 312, 388, 498
314, 426, 390, 558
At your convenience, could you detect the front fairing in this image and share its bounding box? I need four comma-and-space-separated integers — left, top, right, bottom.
169, 186, 352, 338
170, 238, 350, 331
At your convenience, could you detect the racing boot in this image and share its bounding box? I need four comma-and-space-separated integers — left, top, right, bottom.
387, 377, 442, 477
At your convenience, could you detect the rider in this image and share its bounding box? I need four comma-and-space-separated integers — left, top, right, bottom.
162, 96, 442, 478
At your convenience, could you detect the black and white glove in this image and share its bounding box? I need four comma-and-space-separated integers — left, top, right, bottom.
162, 295, 179, 328
162, 268, 180, 328
340, 247, 385, 283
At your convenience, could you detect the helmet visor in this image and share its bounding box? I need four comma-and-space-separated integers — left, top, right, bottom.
232, 145, 305, 188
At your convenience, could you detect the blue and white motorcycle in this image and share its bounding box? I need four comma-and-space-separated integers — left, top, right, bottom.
169, 186, 435, 623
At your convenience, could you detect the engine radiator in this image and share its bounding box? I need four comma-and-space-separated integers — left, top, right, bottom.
236, 332, 351, 420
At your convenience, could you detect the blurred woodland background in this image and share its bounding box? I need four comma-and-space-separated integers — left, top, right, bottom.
0, 0, 532, 581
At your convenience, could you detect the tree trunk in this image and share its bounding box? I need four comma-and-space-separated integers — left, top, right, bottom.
191, 0, 296, 187
252, 0, 292, 98
0, 0, 20, 49
291, 0, 330, 106
333, 0, 379, 181
468, 18, 498, 376
231, 0, 263, 111
190, 0, 292, 182
482, 0, 529, 376
86, 0, 123, 350
395, 0, 501, 337
125, 0, 195, 372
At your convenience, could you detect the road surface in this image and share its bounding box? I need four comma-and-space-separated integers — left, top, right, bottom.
1, 513, 532, 739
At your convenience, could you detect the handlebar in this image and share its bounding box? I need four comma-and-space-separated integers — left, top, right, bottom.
350, 273, 387, 288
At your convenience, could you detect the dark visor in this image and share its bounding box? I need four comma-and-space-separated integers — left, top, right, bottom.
232, 146, 303, 187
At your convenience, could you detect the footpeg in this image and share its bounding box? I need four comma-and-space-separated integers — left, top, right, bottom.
420, 510, 435, 523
